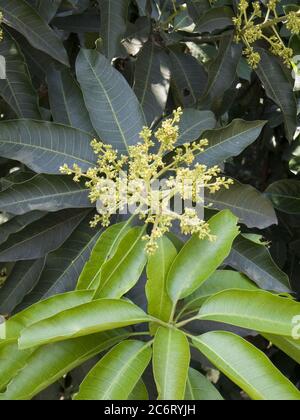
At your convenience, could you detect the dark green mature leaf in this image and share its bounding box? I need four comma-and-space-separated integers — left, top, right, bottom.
47, 66, 95, 133
98, 0, 130, 61
186, 0, 210, 22
0, 330, 130, 400
185, 368, 223, 400
0, 211, 46, 245
176, 109, 216, 145
0, 258, 45, 315
76, 49, 146, 154
198, 34, 242, 113
206, 181, 277, 229
75, 340, 152, 400
226, 235, 291, 293
195, 7, 234, 33
146, 236, 177, 328
0, 29, 41, 119
193, 332, 300, 400
134, 41, 171, 125
197, 289, 300, 336
265, 180, 300, 214
0, 0, 69, 66
0, 209, 88, 262
18, 299, 150, 349
77, 221, 132, 291
169, 50, 207, 107
27, 0, 61, 22
167, 210, 239, 304
0, 290, 94, 339
198, 119, 266, 166
256, 49, 297, 142
94, 227, 147, 299
0, 120, 97, 174
0, 175, 92, 215
20, 215, 102, 305
153, 327, 190, 400
263, 334, 300, 365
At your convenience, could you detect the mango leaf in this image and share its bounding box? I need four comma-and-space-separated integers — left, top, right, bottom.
193, 331, 300, 400
167, 210, 239, 304
206, 181, 277, 229
76, 49, 146, 154
176, 109, 216, 146
197, 290, 300, 336
0, 211, 46, 245
256, 49, 297, 142
182, 270, 258, 314
0, 209, 88, 262
198, 119, 266, 166
195, 7, 234, 33
226, 235, 291, 293
129, 380, 149, 400
0, 175, 92, 215
77, 221, 132, 291
0, 290, 94, 339
146, 236, 177, 329
0, 28, 41, 119
0, 258, 45, 315
0, 0, 69, 66
27, 0, 62, 22
263, 334, 300, 365
198, 34, 242, 113
74, 340, 152, 400
187, 0, 210, 23
185, 368, 224, 400
18, 299, 150, 349
169, 49, 207, 107
0, 120, 97, 174
265, 180, 300, 215
19, 215, 102, 305
94, 227, 147, 299
47, 66, 95, 133
0, 330, 129, 400
134, 41, 171, 125
153, 327, 190, 400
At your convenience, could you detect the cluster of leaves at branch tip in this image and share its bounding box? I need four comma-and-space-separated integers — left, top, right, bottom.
60, 108, 233, 254
233, 0, 300, 68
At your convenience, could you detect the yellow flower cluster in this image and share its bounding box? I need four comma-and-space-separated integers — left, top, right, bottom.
233, 1, 300, 68
61, 109, 233, 254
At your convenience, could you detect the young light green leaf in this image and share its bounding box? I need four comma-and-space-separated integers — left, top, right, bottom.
193, 332, 300, 400
263, 334, 300, 365
167, 210, 239, 303
74, 340, 152, 400
18, 299, 150, 349
153, 327, 190, 400
185, 368, 223, 401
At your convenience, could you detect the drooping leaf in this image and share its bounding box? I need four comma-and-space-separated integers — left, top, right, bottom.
74, 340, 152, 400
76, 49, 146, 154
206, 181, 277, 229
0, 175, 92, 215
167, 210, 239, 304
146, 236, 177, 329
18, 299, 150, 349
193, 332, 300, 400
226, 235, 291, 293
0, 330, 129, 400
198, 119, 266, 166
256, 48, 297, 142
169, 49, 207, 107
265, 180, 300, 215
0, 28, 41, 119
185, 368, 224, 401
153, 327, 190, 400
0, 0, 69, 66
0, 258, 45, 315
0, 120, 97, 174
0, 209, 88, 262
98, 0, 130, 61
94, 226, 147, 299
77, 221, 132, 291
134, 41, 171, 125
197, 290, 300, 336
46, 66, 95, 133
